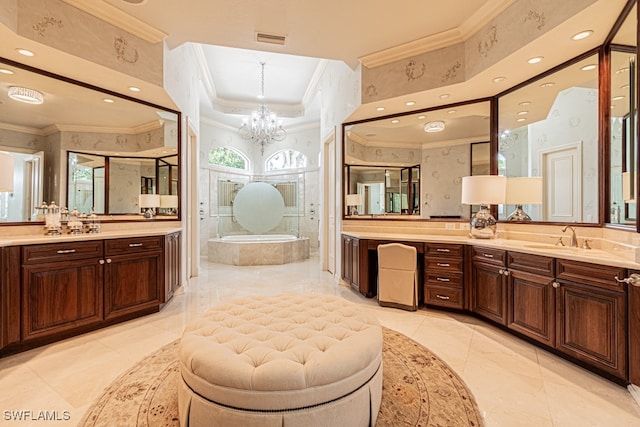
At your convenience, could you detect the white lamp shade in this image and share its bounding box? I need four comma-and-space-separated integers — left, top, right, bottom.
139, 194, 160, 208
461, 175, 506, 205
160, 194, 178, 208
623, 172, 636, 202
0, 152, 14, 192
345, 194, 363, 206
506, 177, 543, 204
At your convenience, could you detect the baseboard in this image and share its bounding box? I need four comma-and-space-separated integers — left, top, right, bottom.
628, 384, 640, 408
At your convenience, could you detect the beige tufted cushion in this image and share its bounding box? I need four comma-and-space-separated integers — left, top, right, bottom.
179, 294, 382, 411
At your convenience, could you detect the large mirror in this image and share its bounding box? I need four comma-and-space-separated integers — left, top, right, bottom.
0, 57, 180, 223
343, 101, 491, 219
498, 52, 600, 223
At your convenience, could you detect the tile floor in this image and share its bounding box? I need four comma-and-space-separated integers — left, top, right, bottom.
1, 256, 640, 426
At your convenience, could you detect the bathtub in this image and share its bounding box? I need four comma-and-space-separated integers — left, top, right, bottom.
208, 234, 310, 266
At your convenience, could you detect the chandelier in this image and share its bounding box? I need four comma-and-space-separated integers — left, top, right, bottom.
239, 62, 286, 155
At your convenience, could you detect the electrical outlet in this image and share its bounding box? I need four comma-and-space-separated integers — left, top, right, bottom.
445, 223, 455, 230
459, 223, 470, 230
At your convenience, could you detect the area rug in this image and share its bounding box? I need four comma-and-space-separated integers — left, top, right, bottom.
80, 328, 483, 426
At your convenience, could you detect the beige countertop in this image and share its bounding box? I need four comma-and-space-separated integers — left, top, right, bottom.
342, 231, 640, 270
0, 227, 182, 247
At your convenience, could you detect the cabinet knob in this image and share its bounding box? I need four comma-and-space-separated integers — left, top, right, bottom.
503, 270, 510, 277
483, 253, 494, 258
552, 281, 560, 288
498, 268, 504, 275
614, 274, 640, 287
99, 259, 105, 265
106, 258, 112, 264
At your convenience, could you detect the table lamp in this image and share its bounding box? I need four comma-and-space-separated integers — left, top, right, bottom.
139, 194, 160, 218
461, 175, 506, 238
505, 177, 543, 221
345, 193, 363, 216
160, 194, 179, 215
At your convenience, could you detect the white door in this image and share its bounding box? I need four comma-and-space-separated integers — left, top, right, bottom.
541, 143, 582, 222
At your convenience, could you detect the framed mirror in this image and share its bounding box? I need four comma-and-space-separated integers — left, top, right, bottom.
0, 57, 180, 223
343, 100, 491, 220
497, 51, 600, 223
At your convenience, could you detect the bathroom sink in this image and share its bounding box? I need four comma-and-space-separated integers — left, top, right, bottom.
523, 244, 576, 250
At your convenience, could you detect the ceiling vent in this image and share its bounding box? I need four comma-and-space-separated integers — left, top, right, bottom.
256, 32, 286, 45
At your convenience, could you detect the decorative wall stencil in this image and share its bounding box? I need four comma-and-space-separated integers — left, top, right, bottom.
499, 132, 519, 151
441, 62, 462, 83
524, 10, 546, 30
478, 25, 498, 58
569, 117, 581, 127
116, 135, 128, 146
405, 59, 425, 81
33, 16, 63, 37
114, 36, 139, 64
364, 85, 378, 97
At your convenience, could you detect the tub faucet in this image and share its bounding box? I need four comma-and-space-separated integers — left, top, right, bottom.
562, 225, 578, 247
289, 228, 300, 238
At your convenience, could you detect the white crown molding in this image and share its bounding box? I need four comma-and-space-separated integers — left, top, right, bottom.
302, 59, 329, 106
359, 0, 516, 68
192, 43, 217, 101
0, 122, 47, 136
61, 0, 167, 44
421, 135, 489, 150
44, 121, 160, 135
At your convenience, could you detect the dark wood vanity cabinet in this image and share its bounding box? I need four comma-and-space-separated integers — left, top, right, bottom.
424, 243, 464, 309
21, 241, 105, 341
554, 259, 627, 380
1, 247, 21, 350
629, 271, 640, 385
164, 231, 181, 303
470, 247, 508, 325
506, 252, 556, 347
342, 235, 369, 296
104, 236, 163, 321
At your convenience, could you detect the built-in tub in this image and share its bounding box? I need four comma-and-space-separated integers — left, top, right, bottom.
208, 234, 310, 266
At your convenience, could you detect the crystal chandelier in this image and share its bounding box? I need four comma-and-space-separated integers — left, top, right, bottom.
239, 62, 286, 155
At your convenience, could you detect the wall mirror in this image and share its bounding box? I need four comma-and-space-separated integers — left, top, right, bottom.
0, 57, 180, 223
343, 100, 491, 219
497, 52, 600, 223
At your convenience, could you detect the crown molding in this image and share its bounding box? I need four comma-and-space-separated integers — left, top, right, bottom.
0, 122, 47, 136
359, 0, 516, 68
61, 0, 167, 44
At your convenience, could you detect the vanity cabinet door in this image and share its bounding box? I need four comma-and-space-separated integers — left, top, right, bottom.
471, 261, 507, 326
507, 269, 555, 347
555, 280, 627, 380
104, 237, 163, 321
22, 258, 103, 341
341, 235, 353, 285
164, 231, 181, 303
1, 247, 22, 350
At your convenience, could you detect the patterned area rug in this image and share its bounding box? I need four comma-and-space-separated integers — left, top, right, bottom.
80, 328, 483, 426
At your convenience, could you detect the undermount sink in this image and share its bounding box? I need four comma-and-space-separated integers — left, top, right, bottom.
523, 244, 576, 250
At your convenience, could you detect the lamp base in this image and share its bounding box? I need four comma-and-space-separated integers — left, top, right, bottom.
143, 208, 155, 219
470, 206, 497, 239
506, 205, 532, 221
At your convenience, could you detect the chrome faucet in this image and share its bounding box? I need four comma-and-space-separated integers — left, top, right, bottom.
562, 225, 578, 247
289, 228, 300, 238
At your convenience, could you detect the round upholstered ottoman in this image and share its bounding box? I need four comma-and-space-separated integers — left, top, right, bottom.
178, 294, 382, 427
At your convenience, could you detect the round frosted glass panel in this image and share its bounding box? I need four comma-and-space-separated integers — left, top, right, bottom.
233, 182, 284, 234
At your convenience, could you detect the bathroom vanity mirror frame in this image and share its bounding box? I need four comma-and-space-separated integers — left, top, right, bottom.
0, 56, 181, 224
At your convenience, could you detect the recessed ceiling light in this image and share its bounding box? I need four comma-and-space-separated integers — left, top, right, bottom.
0, 68, 14, 75
528, 56, 543, 64
519, 101, 531, 106
613, 96, 625, 101
391, 119, 400, 124
103, 98, 115, 103
621, 84, 630, 89
122, 0, 147, 4
581, 64, 597, 71
8, 86, 44, 104
572, 30, 593, 41
405, 101, 415, 106
128, 86, 141, 92
376, 107, 385, 111
493, 77, 506, 83
516, 118, 526, 122
424, 121, 445, 132
16, 48, 34, 57
439, 93, 450, 99
417, 115, 426, 120
517, 111, 528, 115
448, 110, 457, 114
540, 82, 555, 88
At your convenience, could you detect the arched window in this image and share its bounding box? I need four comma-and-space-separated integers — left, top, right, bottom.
208, 147, 249, 170
265, 149, 308, 171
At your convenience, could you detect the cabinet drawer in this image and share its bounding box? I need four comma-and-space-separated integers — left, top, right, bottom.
22, 240, 103, 265
425, 257, 463, 272
425, 243, 463, 258
425, 271, 463, 287
471, 246, 506, 266
556, 259, 625, 291
424, 286, 463, 309
508, 251, 554, 276
105, 236, 163, 255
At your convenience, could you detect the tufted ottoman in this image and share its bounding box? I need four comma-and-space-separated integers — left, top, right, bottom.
178, 294, 383, 427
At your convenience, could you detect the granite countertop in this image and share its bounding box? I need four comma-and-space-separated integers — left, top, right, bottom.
341, 231, 640, 270
0, 227, 182, 247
